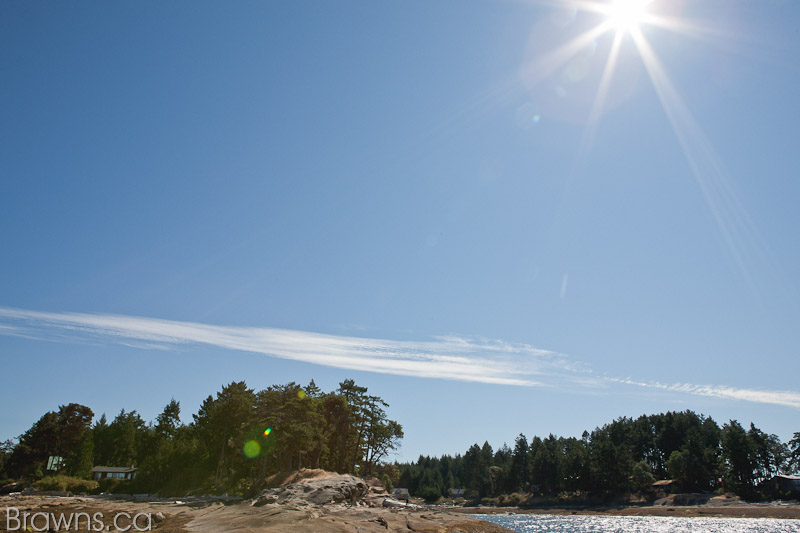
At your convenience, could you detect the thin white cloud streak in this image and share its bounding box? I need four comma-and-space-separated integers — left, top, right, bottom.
0, 306, 568, 387
609, 378, 800, 410
1, 306, 798, 410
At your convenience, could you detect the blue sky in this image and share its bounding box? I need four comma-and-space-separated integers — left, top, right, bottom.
1, 0, 799, 461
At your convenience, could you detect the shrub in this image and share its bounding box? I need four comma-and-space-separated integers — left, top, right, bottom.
34, 476, 98, 493
34, 476, 67, 492
111, 480, 132, 494
416, 485, 441, 502
232, 478, 251, 496
381, 474, 393, 494
66, 478, 98, 493
97, 477, 122, 494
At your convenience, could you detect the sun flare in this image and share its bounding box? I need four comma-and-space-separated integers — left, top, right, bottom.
606, 0, 651, 33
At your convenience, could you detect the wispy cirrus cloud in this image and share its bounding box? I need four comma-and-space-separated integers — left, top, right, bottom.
0, 306, 571, 387
609, 377, 800, 410
1, 306, 798, 410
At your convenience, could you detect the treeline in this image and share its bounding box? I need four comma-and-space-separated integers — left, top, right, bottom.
398, 411, 800, 501
0, 379, 402, 495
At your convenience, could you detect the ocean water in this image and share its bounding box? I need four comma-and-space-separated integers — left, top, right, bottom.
472, 513, 800, 532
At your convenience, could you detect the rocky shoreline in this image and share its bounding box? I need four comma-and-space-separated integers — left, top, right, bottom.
450, 493, 800, 520
3, 474, 798, 532
0, 472, 511, 532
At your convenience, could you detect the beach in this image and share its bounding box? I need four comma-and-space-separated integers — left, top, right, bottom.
0, 472, 512, 533
3, 485, 798, 533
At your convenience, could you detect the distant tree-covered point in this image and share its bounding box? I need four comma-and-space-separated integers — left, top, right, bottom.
398, 411, 800, 502
0, 379, 402, 496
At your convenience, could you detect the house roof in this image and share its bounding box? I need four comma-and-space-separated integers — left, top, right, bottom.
91, 466, 138, 473
774, 474, 800, 481
652, 479, 675, 486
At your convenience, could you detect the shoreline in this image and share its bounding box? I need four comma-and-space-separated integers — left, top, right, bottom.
0, 481, 513, 533
3, 494, 798, 533
453, 503, 800, 520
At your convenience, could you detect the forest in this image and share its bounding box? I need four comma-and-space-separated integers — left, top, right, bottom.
2, 384, 799, 502
0, 379, 402, 496
398, 411, 800, 502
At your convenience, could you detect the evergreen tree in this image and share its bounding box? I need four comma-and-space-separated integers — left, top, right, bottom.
0, 439, 14, 479
510, 434, 529, 491
69, 429, 94, 479
92, 414, 112, 465
6, 404, 93, 478
747, 423, 787, 484
155, 399, 182, 439
789, 432, 800, 474
192, 381, 256, 485
721, 420, 755, 492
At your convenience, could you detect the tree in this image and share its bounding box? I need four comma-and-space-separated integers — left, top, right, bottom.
789, 432, 800, 474
92, 414, 112, 466
747, 424, 787, 484
562, 437, 590, 493
0, 439, 15, 479
310, 380, 403, 476
417, 468, 443, 501
463, 443, 492, 498
361, 396, 403, 475
6, 404, 93, 479
140, 399, 184, 490
318, 392, 351, 471
106, 409, 146, 466
336, 379, 370, 474
510, 434, 530, 492
255, 381, 321, 472
6, 411, 59, 478
492, 444, 513, 495
531, 435, 561, 495
631, 461, 655, 493
155, 399, 182, 439
304, 379, 323, 399
55, 404, 94, 458
589, 428, 633, 495
721, 420, 755, 492
666, 449, 690, 488
69, 429, 94, 479
193, 382, 256, 485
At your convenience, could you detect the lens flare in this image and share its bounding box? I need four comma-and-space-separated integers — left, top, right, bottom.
243, 440, 261, 459
264, 427, 272, 436
607, 0, 651, 33
530, 2, 760, 292
297, 389, 306, 399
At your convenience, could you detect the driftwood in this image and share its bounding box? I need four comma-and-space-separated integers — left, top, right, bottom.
382, 498, 420, 509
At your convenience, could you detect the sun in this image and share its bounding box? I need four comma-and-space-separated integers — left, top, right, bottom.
606, 0, 651, 33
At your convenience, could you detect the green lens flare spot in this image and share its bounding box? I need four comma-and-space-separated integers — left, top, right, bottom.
243, 440, 261, 459
297, 390, 306, 399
